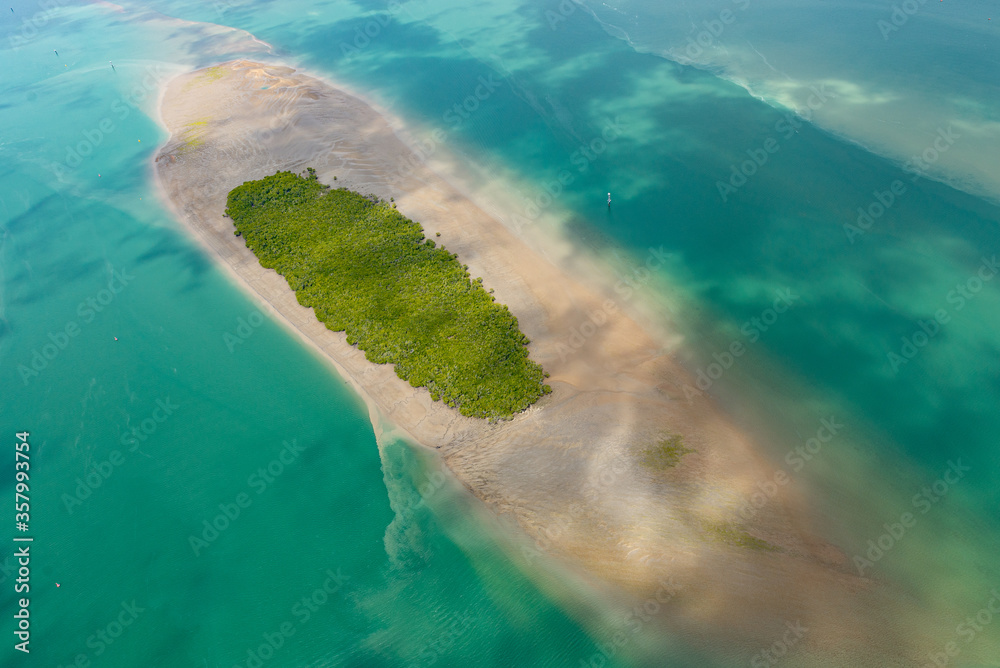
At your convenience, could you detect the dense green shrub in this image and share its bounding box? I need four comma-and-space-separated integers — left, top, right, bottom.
226, 170, 551, 419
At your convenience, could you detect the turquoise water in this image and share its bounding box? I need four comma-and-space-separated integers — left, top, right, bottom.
577, 0, 1000, 200
2, 0, 999, 666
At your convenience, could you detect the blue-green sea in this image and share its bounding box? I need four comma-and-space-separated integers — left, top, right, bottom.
2, 0, 999, 666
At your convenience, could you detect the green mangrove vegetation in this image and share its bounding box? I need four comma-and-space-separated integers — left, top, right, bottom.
225, 170, 551, 420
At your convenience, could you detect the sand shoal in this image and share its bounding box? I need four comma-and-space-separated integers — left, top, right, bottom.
153, 59, 937, 666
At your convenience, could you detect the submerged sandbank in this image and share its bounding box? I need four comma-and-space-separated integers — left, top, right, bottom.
153, 59, 944, 666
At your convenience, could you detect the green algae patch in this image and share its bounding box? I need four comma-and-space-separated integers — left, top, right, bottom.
704, 521, 780, 552
226, 170, 551, 420
640, 434, 693, 470
176, 118, 210, 154
186, 65, 228, 90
